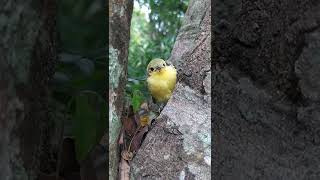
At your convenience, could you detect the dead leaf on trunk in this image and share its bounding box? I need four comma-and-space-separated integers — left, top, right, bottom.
122, 116, 137, 137
129, 126, 149, 152
139, 115, 149, 127
118, 129, 124, 145
134, 113, 141, 127
121, 150, 134, 161
119, 159, 130, 180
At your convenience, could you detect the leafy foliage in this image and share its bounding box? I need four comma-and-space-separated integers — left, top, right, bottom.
126, 0, 188, 105
139, 0, 188, 41
53, 0, 107, 162
132, 90, 144, 112
58, 0, 106, 54
71, 91, 107, 162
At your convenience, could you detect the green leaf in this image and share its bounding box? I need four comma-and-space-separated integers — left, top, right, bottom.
71, 91, 107, 162
132, 90, 143, 112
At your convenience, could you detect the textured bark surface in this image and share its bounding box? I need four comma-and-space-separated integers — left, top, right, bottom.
213, 0, 320, 179
130, 0, 211, 179
108, 0, 133, 179
0, 0, 57, 179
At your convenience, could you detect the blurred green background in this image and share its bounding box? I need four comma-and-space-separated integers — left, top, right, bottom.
54, 0, 107, 162
53, 0, 188, 161
54, 0, 107, 102
127, 0, 188, 111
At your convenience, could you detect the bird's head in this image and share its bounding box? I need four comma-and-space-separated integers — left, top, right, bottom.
147, 58, 167, 76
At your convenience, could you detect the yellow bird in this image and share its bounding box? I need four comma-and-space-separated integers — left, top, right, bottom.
146, 58, 177, 102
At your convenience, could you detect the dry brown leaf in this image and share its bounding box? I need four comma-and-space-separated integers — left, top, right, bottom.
140, 115, 149, 127
118, 129, 124, 145
123, 106, 139, 136
134, 113, 141, 127
122, 116, 137, 137
119, 159, 130, 180
121, 150, 134, 161
130, 126, 149, 152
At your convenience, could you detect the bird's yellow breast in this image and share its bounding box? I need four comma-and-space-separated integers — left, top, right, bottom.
147, 65, 177, 102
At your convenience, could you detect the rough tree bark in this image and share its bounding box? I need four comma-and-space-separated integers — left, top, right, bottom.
108, 0, 133, 179
131, 0, 211, 179
0, 0, 57, 179
213, 0, 320, 179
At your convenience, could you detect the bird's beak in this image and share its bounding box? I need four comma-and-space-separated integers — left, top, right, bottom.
156, 66, 162, 71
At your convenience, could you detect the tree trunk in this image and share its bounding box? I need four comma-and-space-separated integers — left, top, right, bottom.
130, 0, 211, 179
108, 0, 133, 179
0, 0, 57, 179
213, 0, 320, 179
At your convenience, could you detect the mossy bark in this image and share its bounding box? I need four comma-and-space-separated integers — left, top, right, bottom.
108, 0, 134, 179
0, 0, 57, 179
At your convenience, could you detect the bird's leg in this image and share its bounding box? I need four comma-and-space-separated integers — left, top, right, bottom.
148, 98, 160, 114
158, 102, 165, 113
147, 98, 166, 114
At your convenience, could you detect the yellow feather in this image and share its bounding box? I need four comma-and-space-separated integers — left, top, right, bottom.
147, 60, 177, 102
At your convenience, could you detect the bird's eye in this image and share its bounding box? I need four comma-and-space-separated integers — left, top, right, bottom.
163, 63, 166, 66
150, 67, 154, 71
